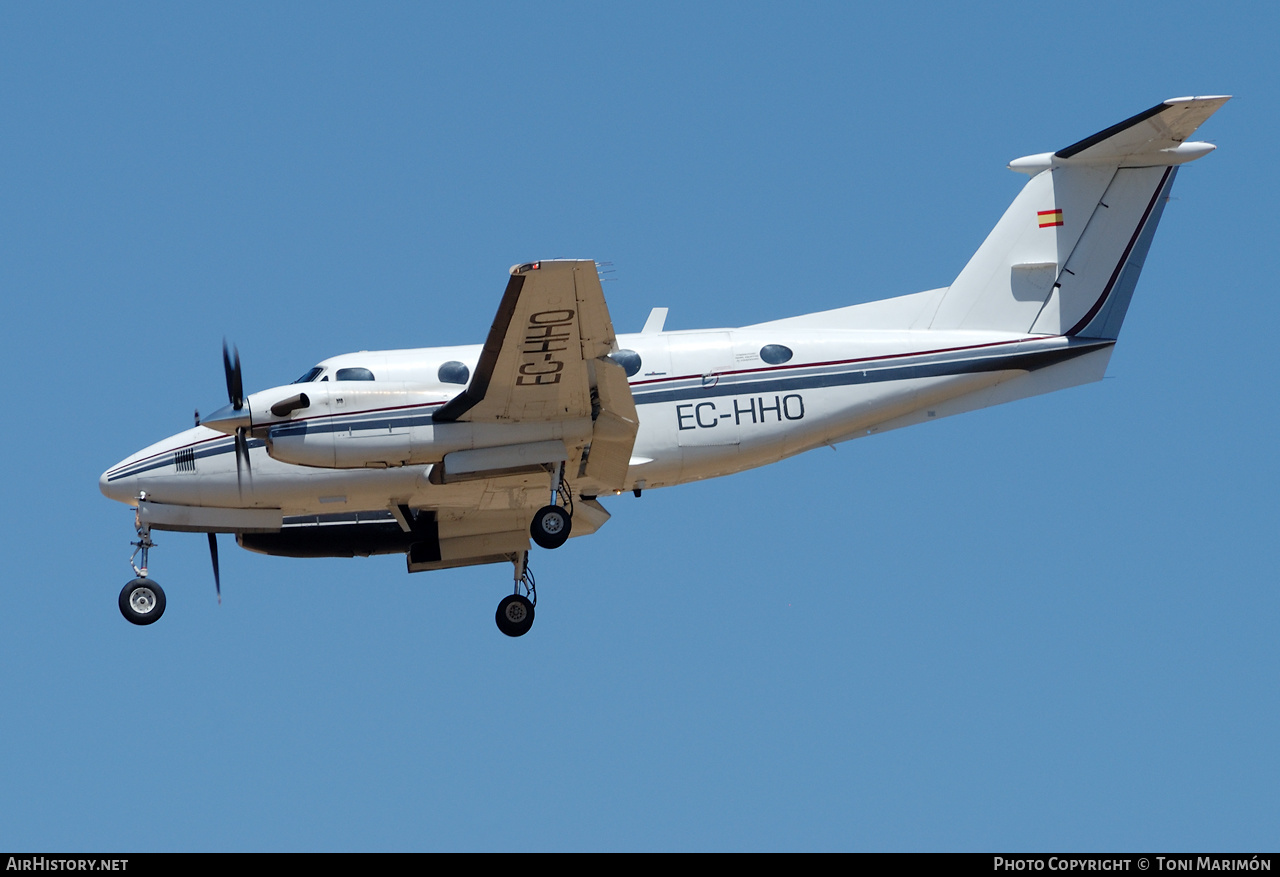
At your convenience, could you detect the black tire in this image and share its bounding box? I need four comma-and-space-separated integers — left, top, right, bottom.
530, 505, 571, 550
119, 578, 166, 625
495, 594, 535, 637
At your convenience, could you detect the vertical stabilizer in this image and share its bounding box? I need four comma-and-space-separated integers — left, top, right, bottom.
928, 165, 1115, 333
926, 96, 1228, 338
1031, 166, 1176, 338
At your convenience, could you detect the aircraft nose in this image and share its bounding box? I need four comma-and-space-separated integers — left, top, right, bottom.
100, 463, 136, 505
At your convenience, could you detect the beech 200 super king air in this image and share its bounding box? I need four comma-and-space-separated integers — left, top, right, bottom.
101, 96, 1228, 636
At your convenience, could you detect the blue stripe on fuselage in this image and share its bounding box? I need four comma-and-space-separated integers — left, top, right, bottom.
629, 341, 1109, 406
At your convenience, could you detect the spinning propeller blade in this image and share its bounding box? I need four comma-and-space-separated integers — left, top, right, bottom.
208, 532, 221, 604
221, 340, 252, 493
222, 340, 243, 410
233, 430, 253, 494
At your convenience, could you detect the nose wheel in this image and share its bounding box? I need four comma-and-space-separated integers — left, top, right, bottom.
120, 578, 166, 625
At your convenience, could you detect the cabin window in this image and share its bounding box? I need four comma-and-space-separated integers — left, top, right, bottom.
438, 361, 470, 385
335, 367, 375, 381
759, 344, 793, 365
293, 367, 323, 384
609, 349, 642, 377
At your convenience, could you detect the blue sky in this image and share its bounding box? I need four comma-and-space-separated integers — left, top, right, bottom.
2, 2, 1276, 851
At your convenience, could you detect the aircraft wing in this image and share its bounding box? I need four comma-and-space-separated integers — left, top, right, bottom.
434, 260, 615, 423
434, 259, 639, 491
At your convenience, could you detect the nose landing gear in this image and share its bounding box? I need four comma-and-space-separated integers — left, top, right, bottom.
120, 505, 166, 626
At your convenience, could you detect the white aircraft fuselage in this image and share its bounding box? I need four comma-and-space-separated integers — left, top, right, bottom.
101, 327, 1107, 515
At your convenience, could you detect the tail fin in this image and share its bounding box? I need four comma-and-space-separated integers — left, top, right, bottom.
927, 96, 1229, 339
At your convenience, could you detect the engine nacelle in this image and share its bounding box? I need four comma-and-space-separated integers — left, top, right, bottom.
263, 382, 592, 469
262, 382, 445, 468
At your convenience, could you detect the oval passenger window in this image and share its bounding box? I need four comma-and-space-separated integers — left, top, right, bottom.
608, 349, 642, 377
438, 361, 470, 385
759, 345, 793, 365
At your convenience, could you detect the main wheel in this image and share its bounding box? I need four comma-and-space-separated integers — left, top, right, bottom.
495, 594, 535, 637
119, 578, 166, 626
530, 505, 571, 550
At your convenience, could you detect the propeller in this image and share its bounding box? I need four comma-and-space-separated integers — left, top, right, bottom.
222, 340, 252, 493
208, 533, 221, 604
222, 341, 244, 409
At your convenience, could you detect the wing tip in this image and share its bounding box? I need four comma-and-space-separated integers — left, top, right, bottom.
1164, 94, 1232, 105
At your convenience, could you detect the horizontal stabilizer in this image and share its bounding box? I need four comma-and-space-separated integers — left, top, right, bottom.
1055, 96, 1230, 163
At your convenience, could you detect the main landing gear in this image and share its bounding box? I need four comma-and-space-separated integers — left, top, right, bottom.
496, 552, 536, 637
503, 463, 571, 635
529, 461, 573, 550
120, 522, 166, 625
530, 505, 570, 549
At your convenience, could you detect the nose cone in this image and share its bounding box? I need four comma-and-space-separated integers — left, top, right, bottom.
100, 425, 224, 509
100, 460, 137, 505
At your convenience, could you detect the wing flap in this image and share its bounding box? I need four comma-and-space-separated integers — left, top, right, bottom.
404, 499, 612, 573
580, 357, 640, 491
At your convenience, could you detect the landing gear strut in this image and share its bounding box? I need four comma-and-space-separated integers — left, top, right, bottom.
120, 515, 166, 625
496, 552, 536, 637
530, 462, 572, 550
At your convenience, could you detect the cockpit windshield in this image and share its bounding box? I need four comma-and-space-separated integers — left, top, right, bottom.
293, 367, 324, 384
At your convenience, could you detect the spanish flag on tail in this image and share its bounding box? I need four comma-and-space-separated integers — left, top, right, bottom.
1038, 208, 1064, 228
